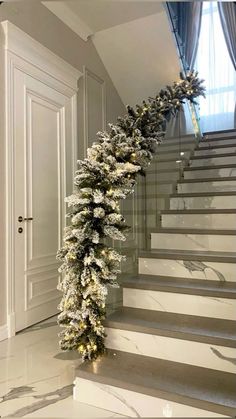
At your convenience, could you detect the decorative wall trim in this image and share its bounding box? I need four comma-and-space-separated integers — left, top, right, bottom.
1, 21, 81, 336
83, 66, 106, 156
42, 2, 93, 42
1, 20, 82, 91
0, 324, 8, 342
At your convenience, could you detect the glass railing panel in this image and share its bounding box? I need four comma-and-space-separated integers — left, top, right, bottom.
141, 103, 198, 246
165, 2, 203, 140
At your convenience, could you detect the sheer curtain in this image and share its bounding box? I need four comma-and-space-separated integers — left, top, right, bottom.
166, 2, 202, 137
195, 2, 236, 132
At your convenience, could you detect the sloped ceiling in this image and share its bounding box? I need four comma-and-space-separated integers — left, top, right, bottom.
66, 0, 163, 32
42, 0, 180, 106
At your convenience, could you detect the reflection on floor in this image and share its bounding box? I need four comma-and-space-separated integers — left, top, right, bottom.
0, 317, 124, 418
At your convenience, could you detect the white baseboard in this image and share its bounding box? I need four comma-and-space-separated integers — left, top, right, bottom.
0, 324, 8, 342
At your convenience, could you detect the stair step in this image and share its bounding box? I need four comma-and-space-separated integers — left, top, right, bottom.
195, 145, 236, 156
158, 140, 196, 152
123, 274, 236, 298
190, 153, 236, 167
145, 181, 176, 195
138, 249, 236, 282
150, 229, 236, 252
105, 306, 236, 347
199, 138, 236, 148
151, 159, 187, 170
163, 134, 196, 145
74, 350, 236, 417
123, 282, 236, 321
161, 209, 236, 230
144, 169, 181, 182
184, 163, 236, 179
105, 307, 236, 372
178, 177, 236, 193
170, 191, 236, 209
155, 150, 192, 162
204, 128, 236, 137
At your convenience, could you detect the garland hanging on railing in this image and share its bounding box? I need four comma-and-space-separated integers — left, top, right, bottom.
57, 71, 205, 361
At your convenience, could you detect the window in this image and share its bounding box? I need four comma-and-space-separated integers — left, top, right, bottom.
195, 2, 236, 132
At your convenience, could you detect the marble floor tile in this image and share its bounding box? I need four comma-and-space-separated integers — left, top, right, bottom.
0, 317, 124, 418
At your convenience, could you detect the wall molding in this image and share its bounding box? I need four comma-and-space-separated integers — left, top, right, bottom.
1, 20, 82, 92
42, 2, 93, 42
83, 66, 106, 156
0, 324, 8, 342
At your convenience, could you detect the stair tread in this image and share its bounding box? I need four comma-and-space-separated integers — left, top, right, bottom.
198, 143, 236, 151
184, 163, 236, 171
151, 228, 236, 235
203, 128, 236, 136
105, 307, 236, 347
76, 349, 236, 416
139, 248, 236, 262
191, 152, 236, 160
171, 191, 236, 197
123, 274, 236, 297
158, 147, 193, 153
160, 139, 196, 147
162, 209, 236, 214
178, 176, 236, 183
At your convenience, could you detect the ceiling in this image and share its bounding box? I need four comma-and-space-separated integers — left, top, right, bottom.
93, 10, 180, 106
65, 0, 163, 33
42, 0, 180, 106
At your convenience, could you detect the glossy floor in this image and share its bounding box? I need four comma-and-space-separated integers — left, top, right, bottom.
0, 317, 123, 418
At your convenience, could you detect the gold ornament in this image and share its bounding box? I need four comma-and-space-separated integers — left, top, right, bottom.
67, 253, 76, 261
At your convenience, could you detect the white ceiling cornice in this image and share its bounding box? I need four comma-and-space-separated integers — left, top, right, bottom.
1, 20, 82, 91
42, 1, 93, 41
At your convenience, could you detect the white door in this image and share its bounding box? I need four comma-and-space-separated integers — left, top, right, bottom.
3, 22, 81, 333
14, 71, 64, 331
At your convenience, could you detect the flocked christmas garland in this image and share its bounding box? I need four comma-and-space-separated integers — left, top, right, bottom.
57, 71, 205, 361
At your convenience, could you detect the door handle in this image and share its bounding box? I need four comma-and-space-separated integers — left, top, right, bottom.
18, 216, 33, 222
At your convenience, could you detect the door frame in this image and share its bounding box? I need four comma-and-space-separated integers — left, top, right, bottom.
1, 20, 82, 337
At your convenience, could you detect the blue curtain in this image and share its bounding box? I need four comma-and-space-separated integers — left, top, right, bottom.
168, 2, 203, 71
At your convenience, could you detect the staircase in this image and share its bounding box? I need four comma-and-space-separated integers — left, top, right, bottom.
74, 130, 236, 417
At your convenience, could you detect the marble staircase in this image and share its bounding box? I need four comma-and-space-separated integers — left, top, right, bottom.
74, 131, 236, 417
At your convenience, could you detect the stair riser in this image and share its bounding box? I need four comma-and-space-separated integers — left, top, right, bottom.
138, 196, 169, 211
146, 171, 181, 182
199, 138, 236, 148
161, 213, 236, 230
153, 160, 187, 170
138, 257, 235, 282
178, 180, 236, 193
106, 328, 236, 374
155, 151, 192, 161
163, 135, 196, 145
151, 232, 236, 252
184, 167, 236, 179
195, 146, 236, 156
170, 195, 236, 210
158, 143, 196, 153
190, 155, 236, 168
123, 289, 236, 320
73, 378, 222, 418
146, 183, 175, 195
205, 132, 236, 139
